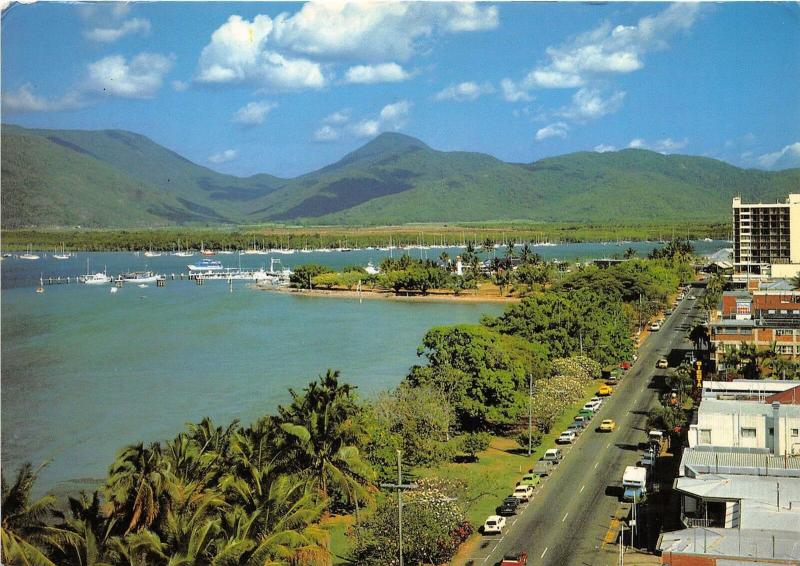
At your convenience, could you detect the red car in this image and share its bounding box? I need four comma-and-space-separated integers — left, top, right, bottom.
500, 552, 528, 566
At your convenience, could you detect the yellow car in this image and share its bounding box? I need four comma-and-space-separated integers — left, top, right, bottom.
599, 419, 616, 432
598, 384, 613, 396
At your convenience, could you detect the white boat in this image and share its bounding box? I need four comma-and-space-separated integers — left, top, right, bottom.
20, 244, 40, 260
144, 245, 162, 257
173, 241, 193, 257
188, 258, 224, 272
53, 243, 71, 260
365, 262, 380, 275
81, 272, 112, 285
121, 271, 160, 283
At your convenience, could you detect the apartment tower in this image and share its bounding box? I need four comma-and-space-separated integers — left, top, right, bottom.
732, 193, 800, 278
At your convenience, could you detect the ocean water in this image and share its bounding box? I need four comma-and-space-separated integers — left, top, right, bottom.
0, 241, 726, 492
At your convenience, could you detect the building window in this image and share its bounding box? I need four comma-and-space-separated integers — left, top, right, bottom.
699, 429, 712, 444
777, 345, 794, 355
741, 428, 757, 438
776, 329, 794, 336
791, 429, 799, 438
769, 310, 776, 314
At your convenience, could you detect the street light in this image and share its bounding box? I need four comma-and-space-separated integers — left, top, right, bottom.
379, 450, 418, 566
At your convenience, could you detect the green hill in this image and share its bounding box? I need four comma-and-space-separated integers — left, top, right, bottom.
3, 125, 798, 227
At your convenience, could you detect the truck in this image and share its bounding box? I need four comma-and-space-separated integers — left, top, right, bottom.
622, 466, 647, 502
500, 552, 528, 566
648, 430, 667, 453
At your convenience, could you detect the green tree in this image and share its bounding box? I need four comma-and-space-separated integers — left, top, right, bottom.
290, 264, 333, 289
1, 463, 76, 566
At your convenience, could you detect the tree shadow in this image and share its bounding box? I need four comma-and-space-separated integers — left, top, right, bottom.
605, 485, 623, 498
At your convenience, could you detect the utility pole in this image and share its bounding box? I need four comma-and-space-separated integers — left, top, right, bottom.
379, 450, 418, 566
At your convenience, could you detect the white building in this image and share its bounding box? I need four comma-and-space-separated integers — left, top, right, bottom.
688, 399, 800, 456
732, 193, 800, 279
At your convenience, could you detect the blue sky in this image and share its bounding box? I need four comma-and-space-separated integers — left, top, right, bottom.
2, 1, 799, 177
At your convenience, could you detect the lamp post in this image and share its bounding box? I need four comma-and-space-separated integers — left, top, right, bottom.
379, 450, 418, 566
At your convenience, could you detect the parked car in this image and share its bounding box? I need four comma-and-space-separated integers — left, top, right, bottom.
567, 422, 584, 435
557, 430, 577, 444
665, 308, 673, 315
577, 408, 594, 419
517, 473, 541, 488
541, 448, 563, 463
650, 321, 662, 332
512, 484, 534, 502
688, 295, 697, 300
572, 415, 590, 427
598, 384, 613, 396
530, 460, 554, 476
496, 498, 519, 516
483, 515, 507, 535
599, 419, 616, 432
500, 552, 529, 566
656, 358, 669, 369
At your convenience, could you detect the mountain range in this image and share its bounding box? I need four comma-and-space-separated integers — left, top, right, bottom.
3, 123, 799, 228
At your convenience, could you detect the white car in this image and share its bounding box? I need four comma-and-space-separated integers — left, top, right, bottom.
688, 295, 697, 300
483, 515, 507, 535
557, 430, 577, 444
650, 322, 662, 332
512, 484, 535, 502
583, 401, 601, 413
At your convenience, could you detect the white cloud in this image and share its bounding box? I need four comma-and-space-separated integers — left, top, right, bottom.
628, 137, 688, 153
88, 53, 174, 98
344, 63, 410, 84
84, 18, 151, 42
171, 80, 189, 92
379, 100, 412, 127
594, 144, 616, 153
2, 83, 85, 112
434, 81, 494, 102
208, 149, 239, 164
269, 2, 498, 62
323, 110, 350, 125
558, 88, 625, 121
757, 142, 800, 170
501, 79, 533, 102
196, 15, 325, 90
195, 4, 497, 91
536, 122, 569, 141
313, 125, 341, 142
232, 100, 277, 125
629, 138, 646, 149
526, 3, 702, 89
351, 119, 381, 139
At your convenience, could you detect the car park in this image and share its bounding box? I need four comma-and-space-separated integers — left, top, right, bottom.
599, 419, 616, 432
512, 484, 534, 502
656, 358, 669, 369
483, 515, 507, 535
557, 430, 577, 444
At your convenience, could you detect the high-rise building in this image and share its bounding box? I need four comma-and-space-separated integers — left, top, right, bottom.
732, 193, 800, 278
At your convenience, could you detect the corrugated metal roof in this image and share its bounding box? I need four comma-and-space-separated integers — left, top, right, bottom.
681, 447, 800, 478
699, 398, 800, 418
659, 528, 800, 561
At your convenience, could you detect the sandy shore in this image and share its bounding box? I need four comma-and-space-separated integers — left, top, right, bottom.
252, 285, 521, 303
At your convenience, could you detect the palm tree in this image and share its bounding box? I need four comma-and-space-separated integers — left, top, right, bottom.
1, 463, 76, 565
439, 251, 450, 270
51, 490, 117, 566
791, 273, 800, 290
278, 370, 375, 512
105, 442, 172, 534
623, 247, 637, 259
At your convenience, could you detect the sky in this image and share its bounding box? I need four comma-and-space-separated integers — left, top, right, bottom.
2, 1, 799, 178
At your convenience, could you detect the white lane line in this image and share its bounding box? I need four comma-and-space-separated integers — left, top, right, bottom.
607, 442, 611, 448
562, 512, 569, 522
594, 462, 599, 469
580, 485, 585, 493
541, 547, 549, 559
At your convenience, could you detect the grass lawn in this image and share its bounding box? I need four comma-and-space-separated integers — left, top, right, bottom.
323, 514, 355, 565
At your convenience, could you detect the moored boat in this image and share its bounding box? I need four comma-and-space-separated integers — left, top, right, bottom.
188, 258, 224, 272
121, 271, 160, 283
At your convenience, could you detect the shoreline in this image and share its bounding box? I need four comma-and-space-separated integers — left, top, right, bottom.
252, 285, 522, 303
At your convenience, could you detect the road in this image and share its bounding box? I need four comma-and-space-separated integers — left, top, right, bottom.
467, 286, 706, 566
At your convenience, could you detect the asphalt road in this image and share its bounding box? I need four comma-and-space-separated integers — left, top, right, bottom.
468, 286, 706, 566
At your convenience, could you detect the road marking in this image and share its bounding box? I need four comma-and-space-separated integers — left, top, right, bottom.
594, 462, 599, 469
541, 547, 549, 559
607, 442, 611, 448
580, 484, 585, 493
562, 512, 569, 522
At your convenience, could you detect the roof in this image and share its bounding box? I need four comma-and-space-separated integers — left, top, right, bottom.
680, 446, 800, 478
659, 528, 800, 561
722, 290, 752, 299
766, 385, 800, 405
759, 279, 797, 291
699, 398, 800, 418
711, 318, 756, 328
703, 380, 798, 395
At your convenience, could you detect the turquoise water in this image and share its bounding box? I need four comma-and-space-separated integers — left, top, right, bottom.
1, 241, 726, 492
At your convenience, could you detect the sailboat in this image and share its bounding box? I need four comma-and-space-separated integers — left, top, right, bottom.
79, 258, 111, 284
20, 244, 40, 260
53, 243, 71, 260
144, 244, 162, 257
174, 240, 193, 257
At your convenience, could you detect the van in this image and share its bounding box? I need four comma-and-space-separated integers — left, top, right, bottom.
542, 448, 563, 463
